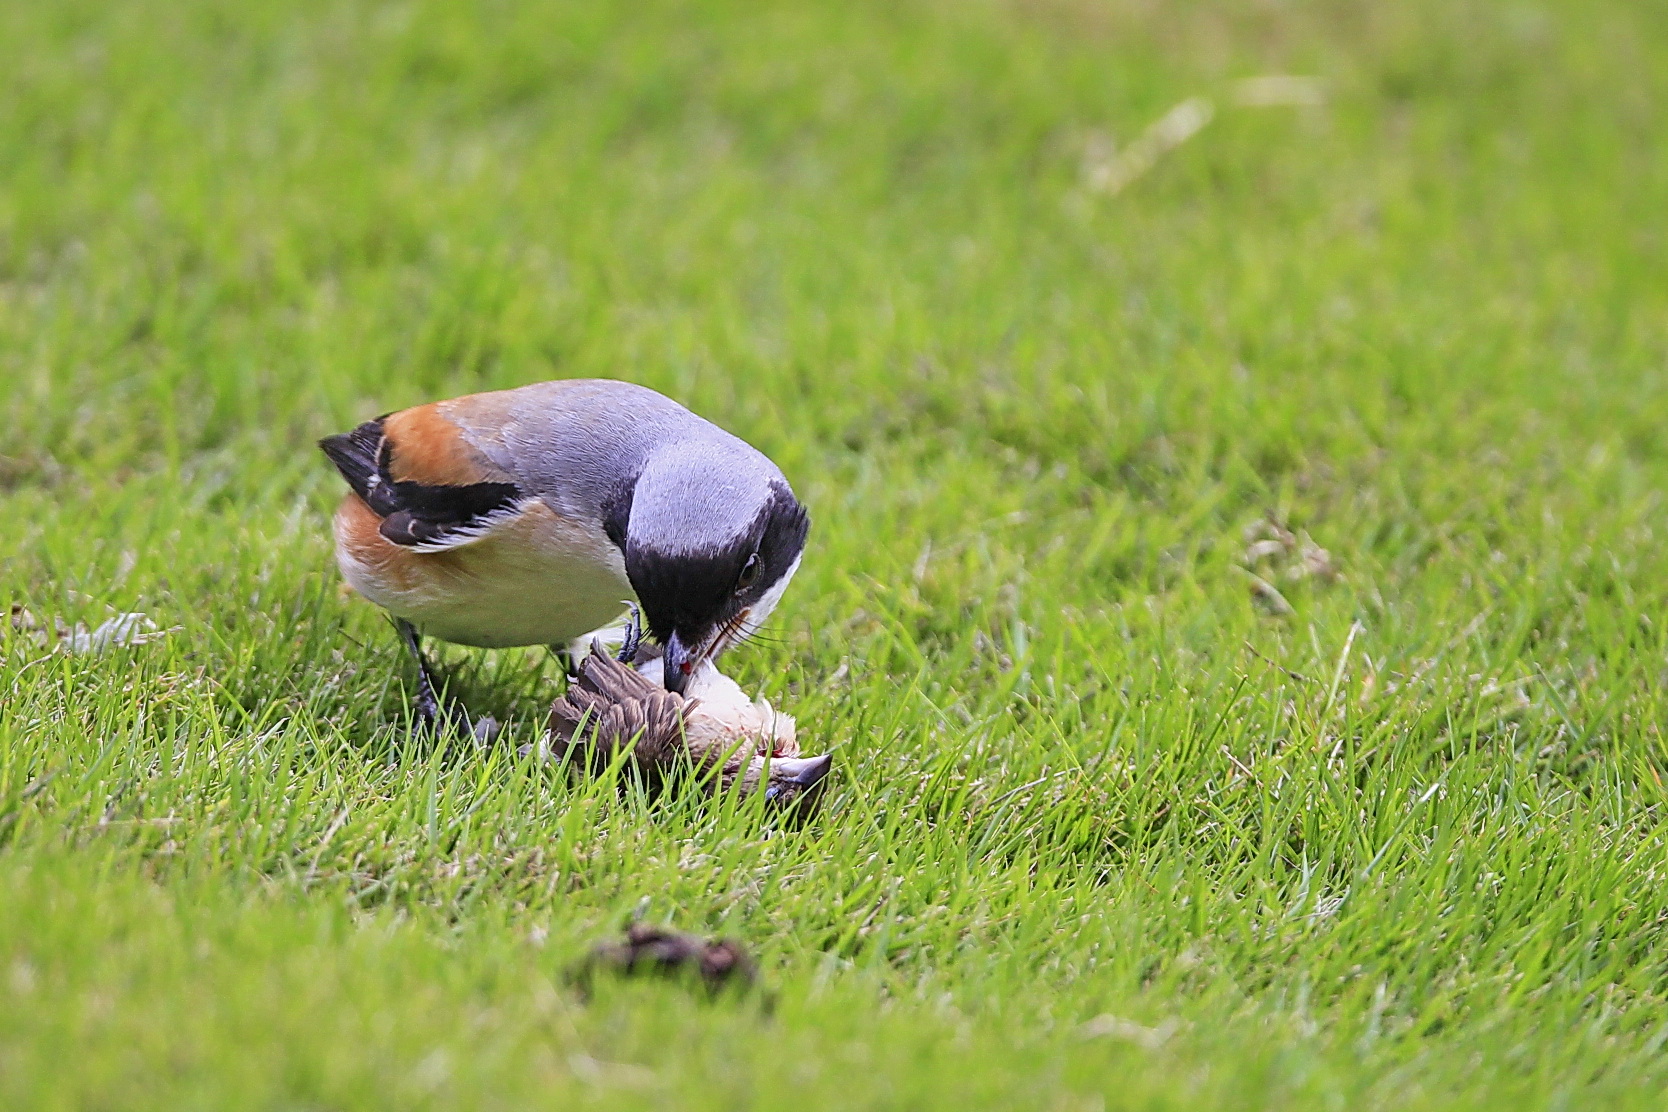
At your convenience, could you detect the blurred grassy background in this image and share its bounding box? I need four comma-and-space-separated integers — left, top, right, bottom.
3, 0, 1668, 1108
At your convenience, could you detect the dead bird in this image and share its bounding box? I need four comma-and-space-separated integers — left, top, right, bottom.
572, 922, 759, 997
548, 642, 832, 811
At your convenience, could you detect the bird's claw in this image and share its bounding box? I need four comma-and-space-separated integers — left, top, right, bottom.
398, 617, 496, 743
617, 602, 644, 664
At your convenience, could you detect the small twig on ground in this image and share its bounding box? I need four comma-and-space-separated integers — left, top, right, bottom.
1084, 97, 1215, 196
1243, 641, 1319, 686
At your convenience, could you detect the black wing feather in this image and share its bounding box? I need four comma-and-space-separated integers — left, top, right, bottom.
319, 417, 521, 547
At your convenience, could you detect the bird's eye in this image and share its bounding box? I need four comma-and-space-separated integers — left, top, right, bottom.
735, 553, 761, 593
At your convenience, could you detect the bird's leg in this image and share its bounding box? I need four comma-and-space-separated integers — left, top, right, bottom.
397, 618, 445, 729
617, 602, 644, 664
395, 619, 499, 742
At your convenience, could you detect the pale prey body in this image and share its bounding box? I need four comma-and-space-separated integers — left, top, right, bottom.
631, 647, 799, 762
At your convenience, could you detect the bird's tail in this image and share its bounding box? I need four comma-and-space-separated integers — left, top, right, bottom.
318, 418, 393, 512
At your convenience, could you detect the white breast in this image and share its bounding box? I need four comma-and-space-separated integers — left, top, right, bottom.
336, 500, 634, 649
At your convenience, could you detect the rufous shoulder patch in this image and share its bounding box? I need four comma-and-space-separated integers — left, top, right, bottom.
383, 403, 506, 487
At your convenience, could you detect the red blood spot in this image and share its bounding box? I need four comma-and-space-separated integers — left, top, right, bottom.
680, 661, 693, 674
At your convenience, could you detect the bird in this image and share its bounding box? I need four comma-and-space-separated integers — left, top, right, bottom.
318, 378, 810, 731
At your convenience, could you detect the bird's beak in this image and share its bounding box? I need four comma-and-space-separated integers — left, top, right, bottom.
775, 754, 832, 789
663, 631, 700, 695
763, 754, 833, 814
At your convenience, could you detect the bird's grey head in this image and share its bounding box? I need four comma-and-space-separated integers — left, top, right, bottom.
608, 443, 808, 694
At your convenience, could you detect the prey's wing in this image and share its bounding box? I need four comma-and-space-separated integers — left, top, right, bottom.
548, 644, 694, 769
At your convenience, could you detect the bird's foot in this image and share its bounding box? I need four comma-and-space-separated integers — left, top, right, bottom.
617, 602, 645, 664
398, 618, 499, 744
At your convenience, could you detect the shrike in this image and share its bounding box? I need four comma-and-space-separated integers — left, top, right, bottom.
320, 378, 809, 729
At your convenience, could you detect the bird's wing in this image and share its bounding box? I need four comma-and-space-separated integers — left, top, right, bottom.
319, 405, 524, 552
547, 644, 697, 771
437, 379, 724, 519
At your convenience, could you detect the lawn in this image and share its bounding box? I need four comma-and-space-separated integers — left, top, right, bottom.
4, 0, 1668, 1107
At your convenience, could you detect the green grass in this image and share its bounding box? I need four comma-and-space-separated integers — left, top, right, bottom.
4, 0, 1668, 1107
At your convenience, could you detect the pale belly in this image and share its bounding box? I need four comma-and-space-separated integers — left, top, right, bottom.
334, 496, 635, 648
